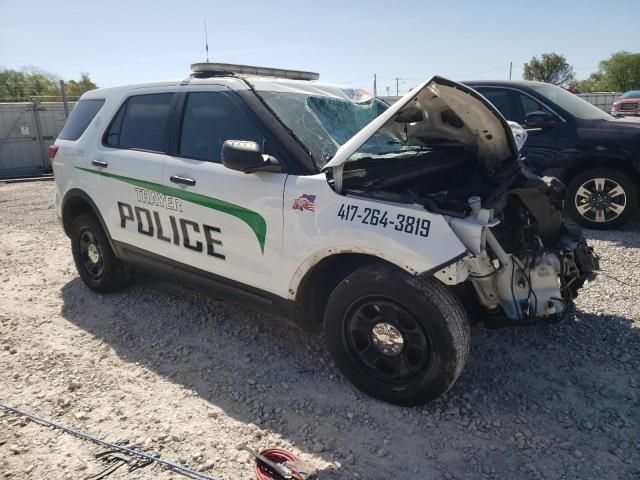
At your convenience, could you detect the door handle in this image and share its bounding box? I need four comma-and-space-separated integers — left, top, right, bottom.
91, 159, 108, 168
170, 175, 196, 186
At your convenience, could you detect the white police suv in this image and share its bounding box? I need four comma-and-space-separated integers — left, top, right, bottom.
51, 63, 598, 406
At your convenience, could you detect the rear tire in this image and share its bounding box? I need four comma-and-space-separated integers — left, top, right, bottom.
324, 264, 470, 406
566, 167, 638, 229
70, 213, 134, 293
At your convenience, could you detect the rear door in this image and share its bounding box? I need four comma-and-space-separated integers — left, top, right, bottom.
91, 90, 175, 258
162, 86, 287, 294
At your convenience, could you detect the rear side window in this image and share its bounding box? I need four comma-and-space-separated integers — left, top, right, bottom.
105, 93, 174, 152
179, 92, 264, 162
58, 99, 105, 141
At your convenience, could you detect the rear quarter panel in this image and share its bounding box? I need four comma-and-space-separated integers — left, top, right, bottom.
52, 94, 121, 221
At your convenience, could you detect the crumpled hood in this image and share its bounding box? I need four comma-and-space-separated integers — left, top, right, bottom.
322, 76, 520, 175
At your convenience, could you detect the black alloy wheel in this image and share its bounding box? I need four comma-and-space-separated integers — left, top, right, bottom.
345, 296, 432, 384
70, 213, 134, 293
324, 263, 470, 406
78, 228, 105, 279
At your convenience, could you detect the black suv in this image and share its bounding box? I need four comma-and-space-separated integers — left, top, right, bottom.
465, 80, 640, 229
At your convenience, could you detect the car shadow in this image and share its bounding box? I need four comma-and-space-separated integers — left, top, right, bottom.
59, 274, 639, 479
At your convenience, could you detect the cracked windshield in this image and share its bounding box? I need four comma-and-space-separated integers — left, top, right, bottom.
256, 88, 388, 167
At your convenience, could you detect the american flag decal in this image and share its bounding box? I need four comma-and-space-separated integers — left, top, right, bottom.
292, 194, 316, 212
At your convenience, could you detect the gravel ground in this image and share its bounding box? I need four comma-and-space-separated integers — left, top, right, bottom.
0, 181, 638, 480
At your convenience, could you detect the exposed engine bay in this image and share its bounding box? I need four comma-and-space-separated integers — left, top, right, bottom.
339, 154, 598, 324
326, 77, 599, 324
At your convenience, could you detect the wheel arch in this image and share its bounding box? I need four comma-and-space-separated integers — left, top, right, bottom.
559, 155, 640, 187
61, 189, 117, 253
290, 250, 417, 332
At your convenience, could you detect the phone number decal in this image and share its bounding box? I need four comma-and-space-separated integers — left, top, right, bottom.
337, 204, 430, 237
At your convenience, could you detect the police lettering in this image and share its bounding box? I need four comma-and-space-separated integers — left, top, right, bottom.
117, 201, 225, 260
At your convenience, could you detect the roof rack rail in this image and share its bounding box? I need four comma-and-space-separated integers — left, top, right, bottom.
190, 62, 319, 81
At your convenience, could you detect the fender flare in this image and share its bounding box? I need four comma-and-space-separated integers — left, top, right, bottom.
61, 188, 118, 254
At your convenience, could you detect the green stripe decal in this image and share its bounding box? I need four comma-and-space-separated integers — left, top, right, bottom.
77, 167, 267, 253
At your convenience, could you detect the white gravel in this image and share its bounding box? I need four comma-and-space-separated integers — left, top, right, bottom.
0, 181, 638, 480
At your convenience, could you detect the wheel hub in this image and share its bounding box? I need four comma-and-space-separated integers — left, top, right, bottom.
346, 297, 431, 383
575, 177, 626, 223
87, 243, 100, 264
371, 322, 404, 356
79, 229, 104, 279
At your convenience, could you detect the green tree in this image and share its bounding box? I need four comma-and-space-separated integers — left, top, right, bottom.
597, 51, 640, 92
570, 72, 607, 93
570, 52, 640, 93
0, 68, 97, 100
64, 72, 98, 98
21, 66, 60, 96
523, 53, 576, 87
0, 66, 59, 99
0, 69, 28, 99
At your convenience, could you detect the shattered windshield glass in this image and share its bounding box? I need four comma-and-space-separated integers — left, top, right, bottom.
256, 89, 388, 168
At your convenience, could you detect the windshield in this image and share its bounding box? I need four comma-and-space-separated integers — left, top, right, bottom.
529, 83, 613, 120
256, 90, 388, 167
622, 90, 640, 98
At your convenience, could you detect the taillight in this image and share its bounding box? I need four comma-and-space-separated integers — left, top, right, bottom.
48, 145, 59, 164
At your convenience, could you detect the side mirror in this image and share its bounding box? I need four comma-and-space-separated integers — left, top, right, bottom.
221, 140, 280, 173
525, 111, 556, 129
507, 121, 528, 152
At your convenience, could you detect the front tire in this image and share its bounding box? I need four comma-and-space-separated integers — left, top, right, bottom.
566, 167, 638, 229
70, 213, 134, 293
324, 264, 470, 406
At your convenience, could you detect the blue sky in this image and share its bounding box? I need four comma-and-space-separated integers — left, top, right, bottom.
1, 0, 638, 94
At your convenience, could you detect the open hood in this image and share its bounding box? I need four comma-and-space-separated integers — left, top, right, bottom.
322, 76, 520, 178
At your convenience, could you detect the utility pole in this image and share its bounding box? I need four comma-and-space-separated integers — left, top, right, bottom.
373, 73, 377, 97
509, 61, 513, 80
395, 77, 400, 96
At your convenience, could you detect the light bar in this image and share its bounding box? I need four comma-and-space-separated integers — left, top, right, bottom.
191, 62, 319, 81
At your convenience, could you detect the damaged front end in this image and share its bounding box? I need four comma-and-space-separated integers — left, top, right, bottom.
439, 173, 599, 324
322, 76, 599, 325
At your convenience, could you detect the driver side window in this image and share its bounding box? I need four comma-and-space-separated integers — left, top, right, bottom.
179, 92, 264, 163
477, 87, 555, 125
477, 88, 518, 122
518, 92, 553, 121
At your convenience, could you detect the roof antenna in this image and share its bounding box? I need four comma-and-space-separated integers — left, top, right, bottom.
203, 19, 209, 62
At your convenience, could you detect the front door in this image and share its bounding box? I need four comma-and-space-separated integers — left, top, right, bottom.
162, 88, 287, 295
475, 86, 567, 175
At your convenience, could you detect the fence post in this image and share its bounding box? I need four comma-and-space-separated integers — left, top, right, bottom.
31, 99, 48, 170
60, 80, 70, 118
